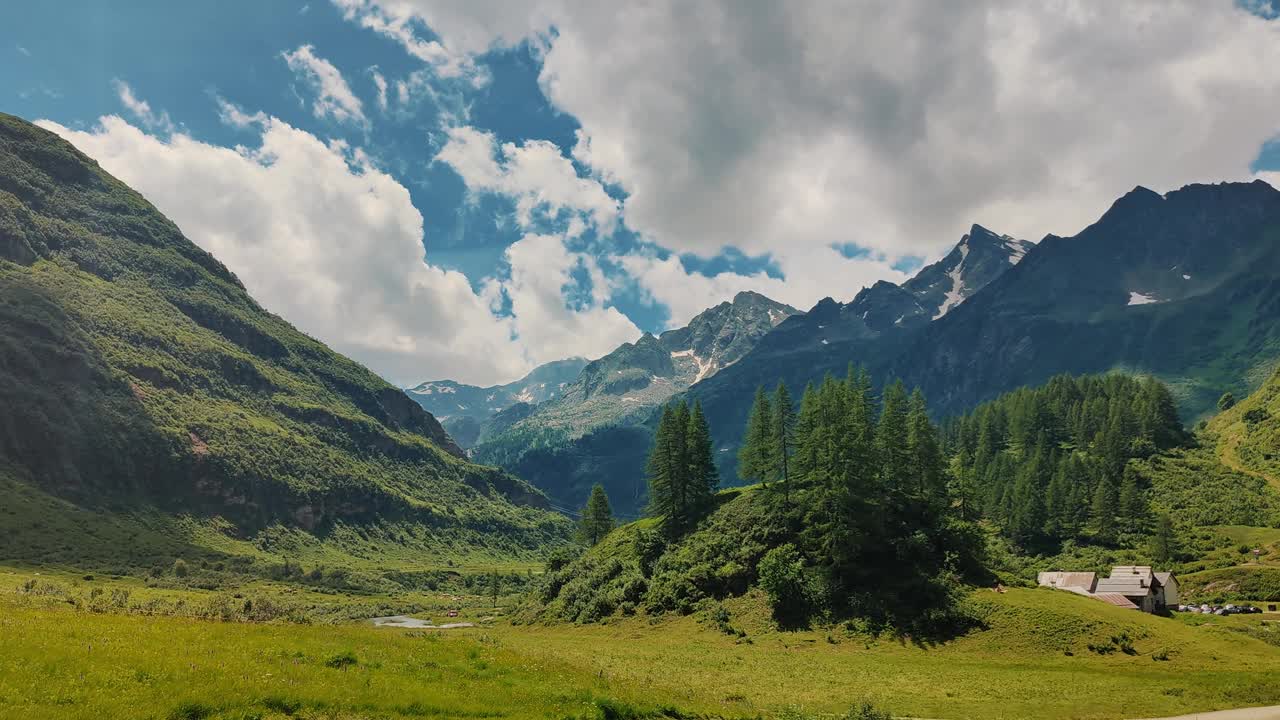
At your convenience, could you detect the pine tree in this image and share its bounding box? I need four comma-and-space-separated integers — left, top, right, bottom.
738, 386, 774, 488
1118, 465, 1146, 528
686, 401, 719, 513
877, 380, 911, 491
772, 383, 796, 499
647, 405, 678, 521
577, 484, 615, 546
1090, 475, 1118, 543
1150, 512, 1176, 565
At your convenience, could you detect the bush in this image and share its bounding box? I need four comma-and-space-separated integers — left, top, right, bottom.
169, 701, 213, 720
172, 559, 189, 578
757, 543, 810, 627
324, 650, 358, 669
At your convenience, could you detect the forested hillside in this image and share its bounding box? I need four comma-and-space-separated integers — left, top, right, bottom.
522, 374, 983, 633
0, 113, 569, 573
944, 374, 1186, 550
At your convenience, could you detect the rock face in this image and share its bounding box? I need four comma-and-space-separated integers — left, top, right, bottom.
482, 291, 799, 443
405, 357, 587, 434
0, 112, 562, 548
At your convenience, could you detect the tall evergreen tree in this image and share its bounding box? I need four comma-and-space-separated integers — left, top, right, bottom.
738, 387, 774, 488
877, 381, 911, 491
1150, 512, 1177, 565
772, 383, 797, 499
687, 401, 719, 511
1090, 475, 1118, 543
577, 484, 615, 546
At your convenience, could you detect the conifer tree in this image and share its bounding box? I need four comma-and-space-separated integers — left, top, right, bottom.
738, 386, 774, 488
877, 381, 911, 491
772, 383, 796, 499
577, 484, 615, 546
1118, 465, 1146, 526
687, 401, 719, 511
1090, 475, 1118, 543
1150, 512, 1176, 565
647, 405, 678, 522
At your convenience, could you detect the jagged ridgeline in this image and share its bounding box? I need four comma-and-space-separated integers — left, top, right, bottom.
519, 374, 985, 634
0, 113, 568, 571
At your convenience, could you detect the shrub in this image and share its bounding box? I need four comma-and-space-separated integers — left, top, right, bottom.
757, 543, 810, 627
324, 650, 358, 669
262, 696, 303, 715
172, 559, 189, 578
169, 701, 213, 720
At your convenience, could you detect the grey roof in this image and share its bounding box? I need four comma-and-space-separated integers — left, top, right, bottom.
1154, 571, 1176, 587
1095, 577, 1153, 597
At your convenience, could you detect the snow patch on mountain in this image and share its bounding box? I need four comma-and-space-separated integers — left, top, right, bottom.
1128, 291, 1159, 306
933, 242, 970, 319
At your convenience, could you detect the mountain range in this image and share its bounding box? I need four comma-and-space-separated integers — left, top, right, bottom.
444, 181, 1280, 515
405, 357, 587, 448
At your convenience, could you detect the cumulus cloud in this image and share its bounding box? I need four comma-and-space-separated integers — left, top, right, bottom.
436, 126, 619, 235
338, 0, 1280, 279
281, 45, 367, 125
36, 111, 638, 385
113, 79, 175, 133
493, 234, 640, 362
331, 0, 485, 83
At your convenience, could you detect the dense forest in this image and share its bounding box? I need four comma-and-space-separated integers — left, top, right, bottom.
942, 374, 1187, 551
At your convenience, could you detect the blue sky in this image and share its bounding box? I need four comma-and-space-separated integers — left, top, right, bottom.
5, 1, 1280, 386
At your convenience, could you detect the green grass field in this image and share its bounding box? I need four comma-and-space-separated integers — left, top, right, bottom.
4, 565, 1280, 720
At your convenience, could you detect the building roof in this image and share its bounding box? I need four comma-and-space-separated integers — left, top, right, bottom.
1095, 576, 1153, 597
1110, 565, 1154, 583
1154, 571, 1176, 587
1037, 572, 1098, 592
1093, 593, 1140, 610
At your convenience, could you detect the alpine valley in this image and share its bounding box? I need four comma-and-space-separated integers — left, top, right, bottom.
5, 112, 1280, 720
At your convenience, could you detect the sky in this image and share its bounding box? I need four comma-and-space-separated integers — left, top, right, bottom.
4, 1, 1280, 387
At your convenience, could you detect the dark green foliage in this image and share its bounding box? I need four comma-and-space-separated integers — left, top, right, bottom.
756, 544, 810, 627
646, 401, 718, 536
737, 387, 774, 487
944, 374, 1186, 550
168, 701, 214, 720
1150, 513, 1177, 565
0, 113, 571, 566
324, 651, 358, 669
577, 484, 615, 546
1219, 392, 1237, 411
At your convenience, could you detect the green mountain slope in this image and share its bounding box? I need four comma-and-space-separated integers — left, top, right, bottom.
0, 113, 568, 572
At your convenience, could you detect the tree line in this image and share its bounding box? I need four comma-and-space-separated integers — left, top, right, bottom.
942, 373, 1185, 550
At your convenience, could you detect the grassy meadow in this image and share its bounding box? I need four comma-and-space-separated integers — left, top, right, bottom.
4, 565, 1280, 720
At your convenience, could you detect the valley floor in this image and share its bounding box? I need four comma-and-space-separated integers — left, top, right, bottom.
2, 569, 1279, 720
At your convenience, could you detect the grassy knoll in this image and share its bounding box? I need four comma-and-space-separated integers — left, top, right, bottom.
3, 569, 1280, 720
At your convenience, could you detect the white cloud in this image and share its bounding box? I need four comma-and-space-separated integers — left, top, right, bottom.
113, 79, 174, 134
36, 110, 648, 385
497, 234, 640, 363
281, 45, 367, 125
371, 70, 389, 111
340, 0, 1280, 290
16, 45, 31, 57
215, 97, 267, 129
436, 126, 619, 235
331, 0, 485, 83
